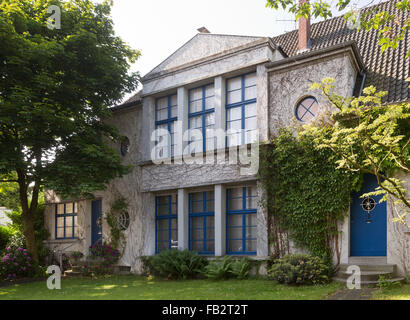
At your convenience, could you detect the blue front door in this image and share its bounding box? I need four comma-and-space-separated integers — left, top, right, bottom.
350, 174, 387, 256
91, 199, 103, 246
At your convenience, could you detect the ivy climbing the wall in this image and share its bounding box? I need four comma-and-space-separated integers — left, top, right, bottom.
105, 196, 129, 254
259, 129, 361, 266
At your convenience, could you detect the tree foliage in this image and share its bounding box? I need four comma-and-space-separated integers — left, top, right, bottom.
307, 78, 410, 228
0, 0, 140, 261
266, 0, 410, 57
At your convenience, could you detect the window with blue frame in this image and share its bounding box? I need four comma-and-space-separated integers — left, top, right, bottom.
189, 191, 215, 254
226, 73, 257, 147
226, 186, 257, 255
155, 94, 178, 158
156, 195, 178, 253
55, 202, 78, 239
188, 84, 215, 152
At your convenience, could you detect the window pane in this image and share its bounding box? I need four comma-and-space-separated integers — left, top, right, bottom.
157, 108, 168, 121
245, 103, 256, 118
206, 216, 214, 237
227, 107, 242, 121
158, 241, 168, 252
245, 86, 256, 101
190, 88, 202, 101
206, 240, 214, 252
244, 73, 256, 87
246, 186, 258, 209
189, 116, 202, 130
228, 214, 242, 227
190, 217, 203, 240
57, 217, 65, 227
205, 96, 214, 110
227, 90, 241, 105
245, 117, 257, 131
228, 188, 243, 211
228, 226, 242, 239
228, 240, 243, 252
245, 129, 258, 144
57, 204, 64, 215
65, 227, 73, 238
246, 240, 257, 252
65, 203, 73, 214
66, 216, 73, 227
205, 84, 214, 97
206, 191, 214, 212
227, 119, 241, 132
227, 77, 241, 91
157, 97, 168, 108
246, 226, 257, 238
205, 113, 215, 126
246, 213, 257, 227
170, 94, 177, 107
227, 133, 241, 147
190, 99, 202, 113
74, 225, 79, 238
170, 105, 178, 118
191, 240, 203, 252
74, 202, 78, 213
57, 228, 64, 238
191, 193, 204, 213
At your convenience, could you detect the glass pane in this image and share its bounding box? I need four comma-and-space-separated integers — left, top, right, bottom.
245, 103, 256, 118
205, 113, 215, 126
206, 191, 214, 212
157, 97, 168, 109
206, 240, 214, 252
189, 116, 202, 130
246, 214, 257, 227
190, 193, 204, 213
246, 186, 258, 209
66, 216, 73, 227
244, 86, 256, 101
65, 227, 73, 238
206, 216, 214, 237
227, 119, 241, 132
228, 188, 243, 211
244, 73, 256, 87
227, 133, 241, 147
190, 99, 202, 113
170, 105, 178, 118
246, 226, 257, 238
205, 96, 214, 110
191, 240, 203, 252
57, 204, 64, 215
74, 226, 79, 238
157, 229, 168, 242
228, 240, 243, 253
57, 217, 65, 227
157, 219, 168, 232
227, 90, 241, 105
228, 226, 242, 239
74, 202, 78, 213
227, 77, 241, 91
57, 228, 64, 238
190, 88, 202, 102
74, 215, 78, 227
245, 117, 257, 131
227, 107, 242, 121
246, 240, 257, 252
245, 129, 258, 144
171, 227, 178, 246
228, 214, 243, 227
205, 84, 214, 97
170, 94, 177, 107
65, 203, 73, 214
157, 108, 168, 121
158, 241, 168, 252
171, 218, 177, 230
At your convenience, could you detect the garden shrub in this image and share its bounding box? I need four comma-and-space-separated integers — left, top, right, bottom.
204, 256, 234, 280
0, 226, 13, 255
149, 249, 208, 279
88, 242, 121, 274
231, 258, 252, 279
268, 254, 330, 285
0, 246, 34, 281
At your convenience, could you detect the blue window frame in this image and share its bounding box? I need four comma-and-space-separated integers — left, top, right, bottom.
55, 202, 78, 240
155, 94, 178, 158
226, 73, 257, 147
155, 195, 178, 253
188, 84, 215, 152
189, 191, 215, 255
226, 186, 257, 255
295, 96, 319, 122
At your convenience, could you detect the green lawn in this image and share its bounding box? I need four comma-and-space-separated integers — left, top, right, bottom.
372, 284, 410, 300
0, 275, 342, 300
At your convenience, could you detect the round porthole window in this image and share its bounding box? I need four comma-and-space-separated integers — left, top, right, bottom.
295, 96, 319, 122
121, 137, 130, 156
118, 211, 130, 230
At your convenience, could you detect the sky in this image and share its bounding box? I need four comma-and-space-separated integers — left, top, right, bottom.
107, 0, 380, 101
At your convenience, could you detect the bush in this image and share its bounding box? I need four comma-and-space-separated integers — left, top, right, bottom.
0, 247, 34, 281
204, 256, 234, 280
231, 258, 252, 279
88, 242, 121, 274
0, 226, 13, 255
149, 249, 208, 279
268, 254, 330, 285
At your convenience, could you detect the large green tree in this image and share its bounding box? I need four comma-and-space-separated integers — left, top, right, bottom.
0, 0, 139, 261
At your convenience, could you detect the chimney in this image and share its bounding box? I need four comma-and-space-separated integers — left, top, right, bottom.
197, 27, 211, 34
298, 0, 311, 52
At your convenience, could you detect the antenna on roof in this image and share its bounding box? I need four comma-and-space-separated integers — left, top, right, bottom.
276, 18, 297, 32
197, 27, 211, 34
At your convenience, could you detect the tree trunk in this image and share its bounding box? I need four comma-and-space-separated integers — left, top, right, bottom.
21, 209, 39, 262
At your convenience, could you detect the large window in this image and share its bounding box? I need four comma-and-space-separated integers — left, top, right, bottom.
55, 202, 78, 240
155, 94, 178, 158
226, 73, 257, 147
188, 84, 215, 152
189, 191, 215, 254
226, 186, 257, 255
155, 195, 178, 253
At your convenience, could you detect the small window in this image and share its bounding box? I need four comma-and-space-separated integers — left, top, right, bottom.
55, 202, 79, 240
295, 96, 319, 122
155, 195, 178, 253
118, 211, 130, 230
121, 137, 130, 156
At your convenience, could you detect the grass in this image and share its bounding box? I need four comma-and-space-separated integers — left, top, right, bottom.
372, 283, 410, 300
0, 275, 342, 300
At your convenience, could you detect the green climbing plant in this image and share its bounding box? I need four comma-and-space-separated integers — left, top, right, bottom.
105, 196, 129, 253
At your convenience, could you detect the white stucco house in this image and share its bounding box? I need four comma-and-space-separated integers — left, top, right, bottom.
0, 207, 11, 227
43, 0, 409, 280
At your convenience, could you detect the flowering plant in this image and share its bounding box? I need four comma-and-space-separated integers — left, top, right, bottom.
0, 247, 33, 281
88, 242, 120, 273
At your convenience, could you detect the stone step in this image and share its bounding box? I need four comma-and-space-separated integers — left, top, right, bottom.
114, 265, 131, 275
333, 277, 405, 286
338, 264, 396, 273
336, 270, 393, 282
348, 257, 387, 265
